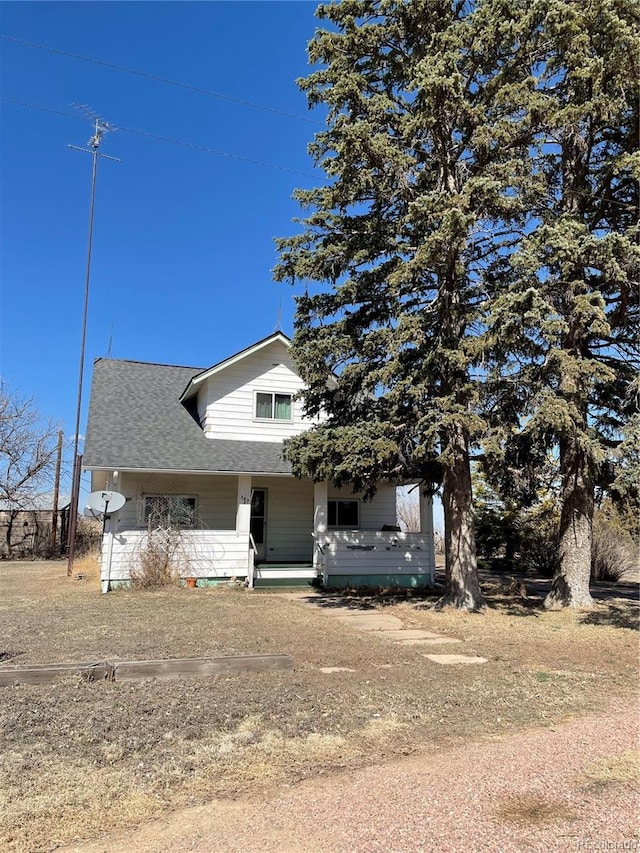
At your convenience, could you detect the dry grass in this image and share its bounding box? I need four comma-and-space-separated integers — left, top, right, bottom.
71, 548, 101, 583
576, 750, 640, 790
0, 560, 638, 852
494, 793, 578, 826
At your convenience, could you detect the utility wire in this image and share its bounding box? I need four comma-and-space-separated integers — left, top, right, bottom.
0, 97, 76, 121
2, 97, 634, 208
0, 33, 321, 126
1, 97, 317, 178
117, 124, 316, 177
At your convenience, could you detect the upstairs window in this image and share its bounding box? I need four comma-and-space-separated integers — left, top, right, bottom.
143, 495, 197, 529
328, 499, 359, 528
255, 392, 292, 421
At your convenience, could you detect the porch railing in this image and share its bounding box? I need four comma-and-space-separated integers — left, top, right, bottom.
320, 530, 435, 584
101, 529, 252, 585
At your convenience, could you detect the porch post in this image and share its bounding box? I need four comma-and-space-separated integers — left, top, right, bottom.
313, 480, 328, 573
101, 470, 119, 594
419, 489, 436, 581
236, 474, 253, 586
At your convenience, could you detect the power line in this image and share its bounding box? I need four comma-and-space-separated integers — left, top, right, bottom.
5, 97, 633, 211
0, 33, 321, 126
1, 97, 316, 178
116, 124, 316, 177
0, 98, 76, 121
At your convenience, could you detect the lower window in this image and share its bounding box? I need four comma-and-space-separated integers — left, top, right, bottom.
328, 499, 359, 528
143, 495, 197, 528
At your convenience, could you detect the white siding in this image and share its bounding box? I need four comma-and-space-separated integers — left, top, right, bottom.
198, 341, 314, 442
253, 477, 314, 563
99, 470, 401, 579
327, 484, 397, 531
110, 472, 238, 532
101, 529, 252, 584
322, 531, 434, 581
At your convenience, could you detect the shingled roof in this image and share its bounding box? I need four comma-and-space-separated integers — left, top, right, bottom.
83, 358, 293, 475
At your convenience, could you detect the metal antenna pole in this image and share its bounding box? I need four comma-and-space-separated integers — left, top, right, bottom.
67, 108, 120, 575
274, 281, 283, 332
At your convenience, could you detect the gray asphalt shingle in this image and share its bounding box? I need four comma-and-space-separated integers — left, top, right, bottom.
83, 358, 292, 474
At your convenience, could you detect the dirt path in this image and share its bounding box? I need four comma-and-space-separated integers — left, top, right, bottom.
61, 702, 639, 853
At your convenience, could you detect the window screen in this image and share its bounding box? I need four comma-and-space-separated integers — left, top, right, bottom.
143, 495, 197, 528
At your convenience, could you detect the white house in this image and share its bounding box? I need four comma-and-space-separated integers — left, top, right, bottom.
83, 333, 435, 592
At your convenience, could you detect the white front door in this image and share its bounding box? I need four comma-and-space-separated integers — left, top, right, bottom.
250, 489, 267, 562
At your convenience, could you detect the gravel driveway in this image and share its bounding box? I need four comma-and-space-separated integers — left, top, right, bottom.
62, 701, 639, 853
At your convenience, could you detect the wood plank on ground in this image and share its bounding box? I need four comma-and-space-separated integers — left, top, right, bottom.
0, 654, 293, 686
0, 662, 114, 686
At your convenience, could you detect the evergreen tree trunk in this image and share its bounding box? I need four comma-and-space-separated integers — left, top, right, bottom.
437, 423, 484, 610
545, 436, 595, 609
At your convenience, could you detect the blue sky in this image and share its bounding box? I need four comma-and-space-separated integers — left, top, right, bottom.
1, 1, 324, 501
1, 1, 443, 529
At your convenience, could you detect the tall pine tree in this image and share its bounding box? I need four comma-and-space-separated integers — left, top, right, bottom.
275, 0, 539, 609
488, 0, 639, 608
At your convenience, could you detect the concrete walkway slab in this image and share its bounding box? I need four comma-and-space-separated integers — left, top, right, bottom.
336, 613, 405, 631
394, 637, 462, 646
319, 667, 356, 674
424, 653, 488, 665
377, 629, 444, 640
279, 592, 473, 658
310, 607, 371, 618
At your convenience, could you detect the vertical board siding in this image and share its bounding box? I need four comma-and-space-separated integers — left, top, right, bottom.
199, 341, 313, 442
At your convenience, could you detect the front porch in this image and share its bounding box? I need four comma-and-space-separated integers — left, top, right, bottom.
97, 470, 435, 591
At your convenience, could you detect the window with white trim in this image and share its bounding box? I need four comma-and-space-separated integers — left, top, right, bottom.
328, 499, 359, 528
255, 391, 292, 421
143, 495, 197, 528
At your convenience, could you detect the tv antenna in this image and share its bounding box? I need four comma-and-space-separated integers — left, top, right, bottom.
67, 103, 121, 575
68, 103, 121, 159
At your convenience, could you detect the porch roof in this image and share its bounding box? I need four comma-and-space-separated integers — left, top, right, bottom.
83, 358, 293, 475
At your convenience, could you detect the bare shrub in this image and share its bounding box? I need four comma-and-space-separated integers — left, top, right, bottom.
396, 488, 420, 532
74, 517, 102, 557
591, 520, 637, 583
130, 527, 187, 590
515, 506, 636, 583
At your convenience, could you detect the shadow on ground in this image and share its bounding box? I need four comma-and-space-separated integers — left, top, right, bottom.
300, 568, 639, 629
289, 588, 441, 613
579, 604, 639, 631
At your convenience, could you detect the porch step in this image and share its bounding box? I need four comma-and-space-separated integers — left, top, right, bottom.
254, 577, 317, 589
252, 563, 318, 588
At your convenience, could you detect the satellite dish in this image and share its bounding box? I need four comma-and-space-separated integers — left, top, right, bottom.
87, 490, 126, 514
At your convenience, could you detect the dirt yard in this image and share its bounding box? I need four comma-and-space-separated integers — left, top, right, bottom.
0, 560, 638, 852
